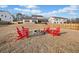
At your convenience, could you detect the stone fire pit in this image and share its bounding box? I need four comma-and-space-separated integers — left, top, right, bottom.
29, 29, 46, 37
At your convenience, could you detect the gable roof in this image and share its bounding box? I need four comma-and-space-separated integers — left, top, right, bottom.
32, 15, 43, 17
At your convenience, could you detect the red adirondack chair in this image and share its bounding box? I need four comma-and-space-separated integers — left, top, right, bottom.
16, 27, 24, 41
52, 27, 60, 36
43, 27, 51, 33
43, 27, 60, 36
22, 26, 29, 38
16, 26, 29, 41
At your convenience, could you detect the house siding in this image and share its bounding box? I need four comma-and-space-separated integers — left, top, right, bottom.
0, 11, 13, 22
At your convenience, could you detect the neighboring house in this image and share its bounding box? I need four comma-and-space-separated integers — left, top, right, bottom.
23, 15, 48, 23
0, 11, 13, 22
24, 16, 32, 22
48, 16, 68, 24
32, 15, 45, 22
32, 15, 44, 19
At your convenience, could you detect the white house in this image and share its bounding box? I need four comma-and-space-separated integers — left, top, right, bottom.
48, 16, 67, 24
0, 11, 13, 22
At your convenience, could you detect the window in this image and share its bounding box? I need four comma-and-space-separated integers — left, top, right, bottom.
10, 17, 11, 19
64, 22, 66, 23
0, 18, 1, 21
60, 22, 62, 24
5, 16, 7, 18
54, 22, 56, 24
1, 15, 3, 17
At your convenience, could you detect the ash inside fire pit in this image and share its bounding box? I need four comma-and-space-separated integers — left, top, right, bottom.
29, 29, 46, 37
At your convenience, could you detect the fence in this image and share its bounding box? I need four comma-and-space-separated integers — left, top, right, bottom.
48, 23, 79, 30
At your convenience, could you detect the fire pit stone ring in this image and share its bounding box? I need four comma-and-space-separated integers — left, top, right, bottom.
29, 29, 46, 37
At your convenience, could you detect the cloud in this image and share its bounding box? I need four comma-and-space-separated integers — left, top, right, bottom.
26, 5, 38, 9
14, 7, 41, 15
14, 8, 22, 11
52, 5, 79, 14
0, 5, 8, 8
57, 5, 79, 18
14, 8, 30, 12
38, 5, 79, 18
31, 9, 41, 14
20, 5, 38, 9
